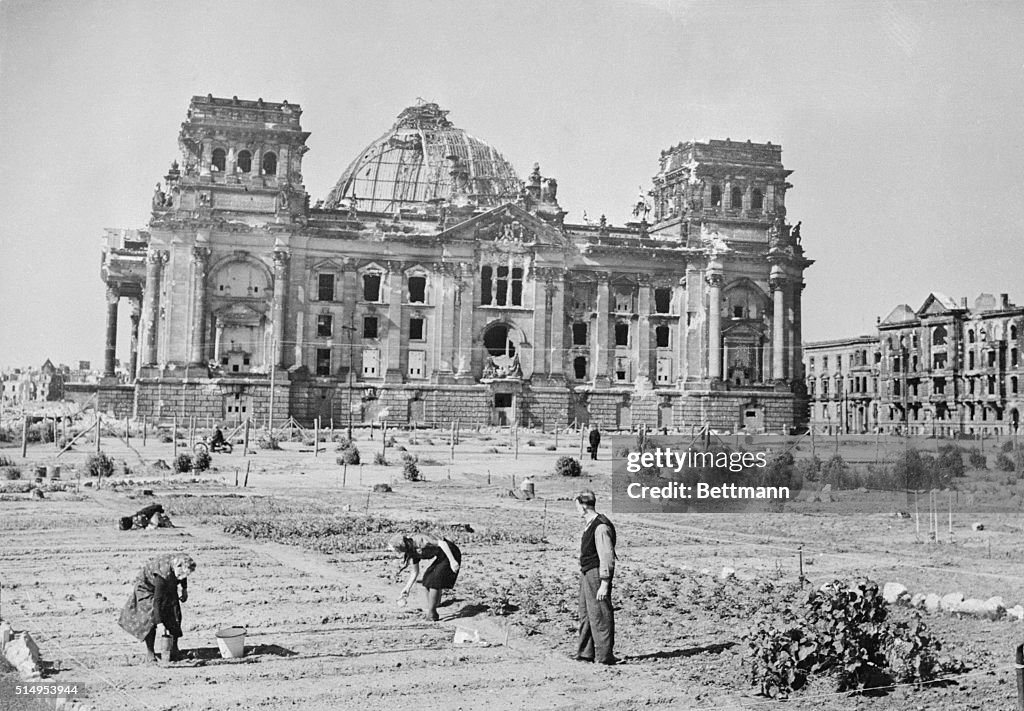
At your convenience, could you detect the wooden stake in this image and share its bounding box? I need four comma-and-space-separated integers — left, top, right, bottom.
243, 418, 250, 456
21, 416, 28, 458
365, 491, 371, 515
343, 463, 347, 488
1014, 643, 1023, 711
173, 415, 178, 460
95, 415, 101, 454
798, 547, 805, 586
450, 420, 456, 462
243, 460, 251, 487
579, 426, 585, 460
142, 416, 147, 447
314, 418, 320, 457
125, 416, 130, 446
542, 500, 548, 538
234, 468, 238, 487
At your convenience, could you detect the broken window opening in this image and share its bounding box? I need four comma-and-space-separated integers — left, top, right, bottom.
408, 351, 425, 379
730, 186, 743, 211
932, 325, 947, 346
655, 325, 670, 348
317, 314, 333, 338
710, 185, 722, 207
362, 348, 379, 377
363, 316, 378, 339
573, 356, 588, 379
511, 267, 523, 306
317, 273, 334, 301
751, 188, 764, 211
481, 266, 493, 305
933, 353, 946, 369
408, 276, 426, 304
483, 323, 516, 357
495, 266, 509, 305
654, 288, 671, 314
614, 287, 633, 313
614, 323, 629, 347
572, 322, 588, 346
237, 150, 252, 173
261, 152, 277, 176
212, 148, 226, 172
409, 317, 424, 341
615, 356, 630, 382
362, 273, 382, 302
315, 348, 331, 376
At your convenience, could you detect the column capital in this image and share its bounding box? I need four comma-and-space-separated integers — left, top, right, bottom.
272, 248, 290, 267
706, 273, 725, 288
191, 245, 210, 263
769, 276, 789, 291
105, 284, 121, 304
147, 249, 169, 266
129, 298, 143, 319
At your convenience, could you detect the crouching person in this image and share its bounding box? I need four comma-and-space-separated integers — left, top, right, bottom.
119, 553, 195, 662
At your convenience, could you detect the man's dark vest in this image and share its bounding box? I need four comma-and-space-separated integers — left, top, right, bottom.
580, 513, 616, 575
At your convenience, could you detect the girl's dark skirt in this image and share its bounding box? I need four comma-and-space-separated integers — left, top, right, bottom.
421, 540, 461, 589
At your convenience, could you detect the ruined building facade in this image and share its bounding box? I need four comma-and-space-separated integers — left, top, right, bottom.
100, 96, 811, 430
804, 293, 1024, 436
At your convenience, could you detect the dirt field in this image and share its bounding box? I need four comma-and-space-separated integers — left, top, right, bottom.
1, 427, 1023, 710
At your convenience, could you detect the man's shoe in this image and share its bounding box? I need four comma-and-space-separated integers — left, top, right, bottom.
574, 655, 594, 663
597, 656, 619, 665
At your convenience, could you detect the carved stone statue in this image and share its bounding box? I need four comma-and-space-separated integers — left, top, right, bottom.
483, 356, 499, 379
508, 353, 522, 378
152, 183, 165, 210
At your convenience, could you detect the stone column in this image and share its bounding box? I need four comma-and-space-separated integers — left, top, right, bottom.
385, 262, 403, 382
594, 274, 610, 384
456, 263, 475, 378
770, 269, 787, 381
706, 261, 723, 381
272, 249, 289, 368
548, 271, 565, 378
532, 269, 550, 377
637, 277, 652, 383
103, 284, 120, 377
190, 246, 210, 364
792, 280, 805, 381
128, 298, 142, 381
142, 250, 165, 365
437, 265, 454, 374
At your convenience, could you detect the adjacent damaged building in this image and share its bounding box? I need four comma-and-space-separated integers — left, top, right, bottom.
100, 95, 811, 430
805, 293, 1024, 436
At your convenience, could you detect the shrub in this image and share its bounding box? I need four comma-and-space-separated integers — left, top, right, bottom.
995, 452, 1016, 472
160, 434, 174, 444
337, 446, 360, 465
820, 454, 857, 489
0, 455, 15, 467
259, 435, 281, 450
373, 452, 388, 466
795, 455, 822, 482
174, 453, 193, 473
936, 444, 965, 479
485, 446, 499, 454
1001, 440, 1015, 453
967, 448, 987, 469
85, 452, 115, 478
193, 450, 211, 472
545, 444, 557, 451
1, 466, 22, 480
526, 439, 536, 447
402, 460, 421, 482
385, 436, 397, 447
554, 456, 582, 478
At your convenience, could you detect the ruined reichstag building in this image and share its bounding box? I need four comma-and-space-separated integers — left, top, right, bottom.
99, 96, 811, 431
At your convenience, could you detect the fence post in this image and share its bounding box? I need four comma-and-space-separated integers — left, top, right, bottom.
21, 417, 28, 458
1016, 643, 1024, 711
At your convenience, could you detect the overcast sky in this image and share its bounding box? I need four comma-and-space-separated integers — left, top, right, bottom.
1, 0, 1022, 368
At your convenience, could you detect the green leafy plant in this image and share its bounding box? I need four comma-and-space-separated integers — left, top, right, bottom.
335, 438, 360, 464
402, 459, 421, 482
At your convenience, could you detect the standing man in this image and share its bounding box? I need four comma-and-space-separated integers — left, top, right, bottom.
588, 424, 601, 460
573, 490, 617, 665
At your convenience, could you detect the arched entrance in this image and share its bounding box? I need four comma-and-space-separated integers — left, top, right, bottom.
483, 323, 516, 357
481, 321, 524, 379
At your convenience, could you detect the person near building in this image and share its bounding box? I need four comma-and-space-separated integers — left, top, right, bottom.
388, 533, 462, 622
588, 424, 601, 460
573, 490, 617, 665
118, 553, 195, 662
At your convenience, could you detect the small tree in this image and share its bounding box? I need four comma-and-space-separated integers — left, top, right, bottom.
174, 453, 193, 473
336, 438, 360, 464
402, 460, 421, 481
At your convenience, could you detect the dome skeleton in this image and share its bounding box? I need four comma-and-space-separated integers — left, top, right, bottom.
324, 102, 522, 213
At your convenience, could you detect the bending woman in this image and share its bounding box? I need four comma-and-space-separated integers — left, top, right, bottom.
118, 553, 196, 661
388, 533, 461, 622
